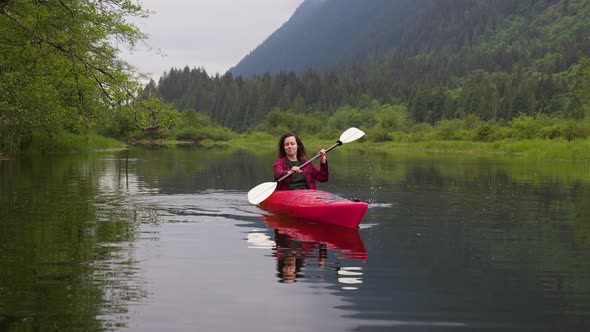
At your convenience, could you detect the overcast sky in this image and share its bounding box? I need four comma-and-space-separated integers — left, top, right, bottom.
122, 0, 304, 81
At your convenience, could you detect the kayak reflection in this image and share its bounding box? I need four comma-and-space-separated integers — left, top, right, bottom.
262, 214, 368, 284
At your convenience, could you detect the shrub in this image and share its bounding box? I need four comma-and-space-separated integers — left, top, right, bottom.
206, 127, 234, 141
317, 127, 340, 140
173, 125, 234, 142
509, 114, 543, 139
267, 125, 289, 136
261, 108, 326, 136
462, 114, 482, 130
181, 108, 210, 127
489, 126, 512, 141
375, 104, 411, 132
434, 119, 463, 140
406, 123, 433, 142
474, 124, 494, 141
174, 127, 203, 141
539, 125, 562, 139
367, 126, 392, 142
327, 105, 377, 129
561, 120, 590, 140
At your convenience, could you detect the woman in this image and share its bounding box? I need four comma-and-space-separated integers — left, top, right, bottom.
273, 132, 329, 190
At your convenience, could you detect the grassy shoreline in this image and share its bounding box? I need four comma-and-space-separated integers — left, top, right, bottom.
131, 135, 590, 162
233, 134, 590, 162
3, 132, 589, 162
363, 139, 590, 161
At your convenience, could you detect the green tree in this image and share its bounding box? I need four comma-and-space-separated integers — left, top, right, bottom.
574, 57, 590, 119
0, 0, 149, 154
181, 108, 210, 128
132, 98, 180, 140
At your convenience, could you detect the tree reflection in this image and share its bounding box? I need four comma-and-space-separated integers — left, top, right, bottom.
0, 154, 145, 331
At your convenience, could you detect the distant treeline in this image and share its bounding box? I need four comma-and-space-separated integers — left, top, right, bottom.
151, 55, 589, 133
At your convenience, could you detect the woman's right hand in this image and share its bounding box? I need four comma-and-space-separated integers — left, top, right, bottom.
291, 166, 302, 173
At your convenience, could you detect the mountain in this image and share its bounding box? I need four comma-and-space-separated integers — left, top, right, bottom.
229, 0, 586, 78
154, 0, 590, 132
229, 0, 426, 78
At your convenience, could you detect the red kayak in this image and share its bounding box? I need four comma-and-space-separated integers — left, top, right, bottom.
258, 189, 368, 228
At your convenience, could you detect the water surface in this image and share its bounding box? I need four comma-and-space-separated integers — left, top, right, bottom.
1, 147, 590, 331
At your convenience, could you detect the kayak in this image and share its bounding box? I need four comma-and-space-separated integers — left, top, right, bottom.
258, 189, 368, 228
262, 214, 367, 260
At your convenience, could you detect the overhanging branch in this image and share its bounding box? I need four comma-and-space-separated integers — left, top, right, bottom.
1, 1, 150, 131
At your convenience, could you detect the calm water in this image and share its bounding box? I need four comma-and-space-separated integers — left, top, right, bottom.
1, 146, 590, 331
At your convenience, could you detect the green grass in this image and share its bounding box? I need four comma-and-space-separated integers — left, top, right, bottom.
376, 139, 590, 161
130, 138, 232, 148
236, 132, 590, 161
24, 131, 126, 154
6, 129, 589, 162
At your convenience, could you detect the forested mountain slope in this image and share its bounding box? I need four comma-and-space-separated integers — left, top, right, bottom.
153, 0, 590, 132
229, 0, 425, 77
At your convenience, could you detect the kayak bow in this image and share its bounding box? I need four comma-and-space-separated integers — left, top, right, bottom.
258, 189, 368, 228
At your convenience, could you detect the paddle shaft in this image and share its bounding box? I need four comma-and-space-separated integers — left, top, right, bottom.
276, 140, 342, 182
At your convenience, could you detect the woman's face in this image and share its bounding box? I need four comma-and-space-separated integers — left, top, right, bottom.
283, 136, 298, 159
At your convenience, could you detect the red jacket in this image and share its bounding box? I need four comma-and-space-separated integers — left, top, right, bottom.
273, 157, 329, 190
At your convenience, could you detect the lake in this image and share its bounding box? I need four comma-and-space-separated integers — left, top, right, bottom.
1, 146, 590, 331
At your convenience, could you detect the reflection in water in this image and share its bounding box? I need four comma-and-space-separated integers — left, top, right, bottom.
338, 267, 364, 290
260, 215, 367, 287
275, 235, 308, 283
263, 214, 368, 260
246, 231, 275, 249
0, 154, 147, 331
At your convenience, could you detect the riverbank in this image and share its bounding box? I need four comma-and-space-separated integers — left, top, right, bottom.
365, 139, 590, 161
3, 133, 589, 162
0, 132, 127, 159
234, 134, 590, 162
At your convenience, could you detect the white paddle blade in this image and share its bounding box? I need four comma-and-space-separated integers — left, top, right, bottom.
248, 182, 278, 204
339, 127, 365, 143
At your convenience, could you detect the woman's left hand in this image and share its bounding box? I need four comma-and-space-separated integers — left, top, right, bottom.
319, 149, 327, 164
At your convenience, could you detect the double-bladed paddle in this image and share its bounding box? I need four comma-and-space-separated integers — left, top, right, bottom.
247, 127, 365, 204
